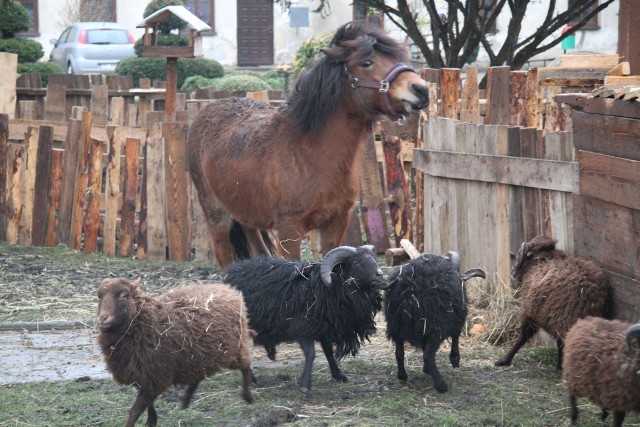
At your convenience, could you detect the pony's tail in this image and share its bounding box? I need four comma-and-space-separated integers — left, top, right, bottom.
229, 220, 276, 261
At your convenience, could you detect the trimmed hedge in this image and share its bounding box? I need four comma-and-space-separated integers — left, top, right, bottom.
216, 75, 271, 92
18, 62, 63, 86
115, 56, 224, 87
0, 1, 30, 38
0, 37, 44, 63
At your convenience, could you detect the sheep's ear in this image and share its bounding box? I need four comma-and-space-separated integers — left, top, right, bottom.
131, 278, 141, 289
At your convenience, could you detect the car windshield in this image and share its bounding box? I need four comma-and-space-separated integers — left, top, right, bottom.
86, 29, 130, 45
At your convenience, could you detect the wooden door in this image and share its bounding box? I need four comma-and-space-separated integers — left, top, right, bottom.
237, 0, 274, 66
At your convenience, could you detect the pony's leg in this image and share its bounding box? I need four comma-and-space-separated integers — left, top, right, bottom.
242, 226, 273, 257
319, 215, 350, 254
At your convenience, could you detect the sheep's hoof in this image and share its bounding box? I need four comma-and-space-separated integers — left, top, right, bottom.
494, 359, 510, 367
298, 385, 311, 395
397, 373, 408, 382
332, 372, 348, 382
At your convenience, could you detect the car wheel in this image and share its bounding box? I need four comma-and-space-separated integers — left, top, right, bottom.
67, 62, 74, 74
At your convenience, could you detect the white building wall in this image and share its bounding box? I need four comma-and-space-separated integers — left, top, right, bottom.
30, 1, 620, 69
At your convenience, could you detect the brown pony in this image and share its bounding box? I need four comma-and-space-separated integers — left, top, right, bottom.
186, 21, 429, 269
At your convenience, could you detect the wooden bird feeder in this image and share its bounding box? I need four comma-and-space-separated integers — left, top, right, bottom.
136, 5, 211, 120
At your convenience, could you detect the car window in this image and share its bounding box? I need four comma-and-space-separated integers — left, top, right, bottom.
65, 27, 78, 43
86, 29, 130, 45
58, 28, 71, 44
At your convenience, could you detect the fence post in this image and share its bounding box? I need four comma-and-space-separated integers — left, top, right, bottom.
119, 137, 140, 257
82, 137, 105, 253
31, 125, 54, 246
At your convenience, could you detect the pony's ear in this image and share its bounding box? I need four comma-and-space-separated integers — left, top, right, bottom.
321, 46, 345, 63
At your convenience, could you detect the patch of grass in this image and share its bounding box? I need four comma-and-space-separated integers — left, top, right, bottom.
2, 347, 639, 426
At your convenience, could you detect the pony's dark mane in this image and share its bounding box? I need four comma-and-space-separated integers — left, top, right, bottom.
287, 22, 407, 137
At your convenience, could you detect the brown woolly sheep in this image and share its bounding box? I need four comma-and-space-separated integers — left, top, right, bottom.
494, 236, 611, 369
562, 317, 640, 426
96, 278, 253, 427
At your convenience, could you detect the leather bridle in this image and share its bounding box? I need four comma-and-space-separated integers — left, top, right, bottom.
349, 63, 416, 123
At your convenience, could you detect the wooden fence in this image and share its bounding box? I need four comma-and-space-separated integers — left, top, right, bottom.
0, 71, 411, 263
414, 65, 639, 322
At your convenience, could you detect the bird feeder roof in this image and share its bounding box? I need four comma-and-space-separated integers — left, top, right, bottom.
137, 5, 211, 33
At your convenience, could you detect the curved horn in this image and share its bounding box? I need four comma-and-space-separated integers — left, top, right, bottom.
460, 268, 486, 282
320, 246, 357, 287
514, 241, 528, 271
444, 251, 460, 271
625, 324, 640, 351
362, 244, 377, 256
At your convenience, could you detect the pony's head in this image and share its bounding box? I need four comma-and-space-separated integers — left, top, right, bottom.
290, 21, 429, 136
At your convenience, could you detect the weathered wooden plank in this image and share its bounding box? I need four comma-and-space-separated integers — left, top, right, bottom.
572, 111, 640, 161
551, 54, 620, 69
146, 136, 167, 260
19, 101, 38, 120
440, 68, 460, 119
577, 150, 640, 211
381, 121, 412, 247
31, 125, 54, 247
459, 66, 480, 124
44, 83, 67, 122
606, 270, 640, 323
119, 137, 140, 257
136, 138, 148, 260
543, 86, 566, 132
519, 127, 548, 240
485, 66, 511, 125
20, 126, 39, 245
507, 127, 524, 255
494, 125, 511, 287
109, 97, 125, 126
453, 121, 469, 269
359, 131, 390, 253
524, 69, 543, 129
413, 150, 579, 192
69, 111, 92, 251
163, 121, 191, 260
582, 97, 640, 120
573, 195, 640, 280
56, 117, 82, 245
82, 138, 104, 253
45, 149, 64, 247
5, 145, 22, 243
0, 114, 7, 240
0, 53, 17, 119
191, 185, 214, 260
90, 84, 108, 126
537, 67, 609, 86
545, 131, 574, 254
509, 71, 528, 127
103, 127, 123, 257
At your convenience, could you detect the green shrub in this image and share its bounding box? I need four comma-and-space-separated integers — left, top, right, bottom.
0, 1, 30, 38
291, 32, 332, 78
133, 33, 189, 56
144, 0, 186, 34
216, 74, 271, 92
264, 77, 285, 90
115, 56, 224, 88
17, 62, 63, 86
181, 75, 219, 91
0, 37, 43, 63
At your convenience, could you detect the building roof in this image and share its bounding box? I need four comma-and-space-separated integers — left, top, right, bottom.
137, 5, 211, 33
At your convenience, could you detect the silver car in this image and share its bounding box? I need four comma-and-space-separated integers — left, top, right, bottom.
49, 22, 135, 75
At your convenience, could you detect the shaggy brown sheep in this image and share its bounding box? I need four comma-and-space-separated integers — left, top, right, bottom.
494, 236, 611, 369
562, 316, 640, 426
96, 278, 253, 427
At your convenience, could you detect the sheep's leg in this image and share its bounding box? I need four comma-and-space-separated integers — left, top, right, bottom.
556, 338, 564, 370
125, 390, 154, 427
612, 411, 626, 427
241, 367, 255, 403
568, 395, 578, 423
494, 321, 538, 366
449, 334, 461, 368
320, 340, 347, 382
394, 339, 408, 381
423, 339, 447, 393
297, 338, 316, 394
181, 382, 199, 409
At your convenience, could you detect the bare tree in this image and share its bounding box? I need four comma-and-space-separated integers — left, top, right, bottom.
57, 0, 113, 31
280, 0, 616, 72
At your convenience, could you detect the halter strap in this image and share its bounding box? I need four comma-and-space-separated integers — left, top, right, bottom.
349, 63, 416, 123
